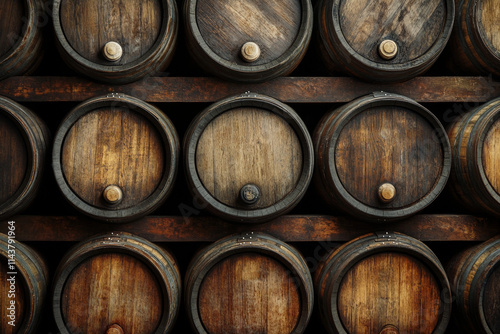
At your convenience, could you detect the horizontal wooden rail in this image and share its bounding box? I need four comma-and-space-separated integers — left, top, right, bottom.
1, 215, 499, 242
0, 76, 499, 103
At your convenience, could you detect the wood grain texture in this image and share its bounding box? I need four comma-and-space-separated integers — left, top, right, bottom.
61, 253, 163, 334
479, 0, 500, 57
482, 117, 500, 195
338, 252, 441, 334
0, 257, 26, 333
59, 0, 161, 65
198, 253, 301, 334
0, 76, 499, 103
0, 112, 27, 205
61, 106, 165, 210
196, 0, 300, 65
0, 0, 24, 58
483, 263, 500, 333
196, 107, 302, 208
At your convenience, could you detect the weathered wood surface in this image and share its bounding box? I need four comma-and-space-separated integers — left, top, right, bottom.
2, 215, 499, 242
0, 76, 499, 103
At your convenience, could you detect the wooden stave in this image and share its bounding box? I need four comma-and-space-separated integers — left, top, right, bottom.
0, 95, 49, 220
183, 0, 313, 83
51, 0, 178, 84
0, 233, 48, 334
52, 231, 181, 334
446, 234, 500, 334
315, 0, 455, 83
183, 92, 314, 223
51, 93, 179, 223
314, 231, 452, 334
184, 232, 314, 334
313, 92, 451, 222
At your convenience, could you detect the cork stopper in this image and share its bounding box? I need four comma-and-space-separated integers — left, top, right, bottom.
379, 324, 399, 334
378, 183, 396, 203
241, 42, 261, 62
103, 42, 123, 62
106, 324, 124, 334
240, 183, 261, 205
103, 185, 123, 205
378, 40, 398, 60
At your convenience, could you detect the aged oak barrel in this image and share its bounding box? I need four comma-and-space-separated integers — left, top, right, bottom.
52, 0, 178, 84
0, 96, 49, 220
315, 0, 454, 83
0, 232, 48, 334
184, 0, 313, 82
52, 232, 181, 334
52, 94, 179, 223
448, 97, 500, 216
0, 0, 44, 80
447, 0, 500, 76
446, 234, 500, 334
184, 93, 314, 223
315, 232, 452, 334
313, 92, 451, 222
185, 232, 314, 334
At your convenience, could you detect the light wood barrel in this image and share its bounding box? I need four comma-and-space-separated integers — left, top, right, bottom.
315, 232, 452, 334
446, 234, 500, 334
0, 0, 44, 80
447, 97, 500, 216
52, 232, 181, 334
184, 0, 313, 82
313, 92, 451, 222
52, 94, 179, 222
52, 0, 178, 84
315, 0, 454, 83
0, 96, 49, 220
185, 232, 314, 334
447, 0, 500, 76
184, 93, 314, 223
0, 233, 48, 334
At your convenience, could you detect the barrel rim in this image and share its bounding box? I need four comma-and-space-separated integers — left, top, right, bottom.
318, 92, 451, 222
52, 231, 181, 334
52, 93, 179, 223
184, 92, 314, 223
184, 0, 313, 82
184, 232, 314, 334
52, 0, 178, 83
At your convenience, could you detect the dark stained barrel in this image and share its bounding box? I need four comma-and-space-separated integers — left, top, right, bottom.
315, 0, 454, 83
447, 0, 500, 76
315, 232, 452, 334
314, 92, 451, 222
185, 232, 314, 334
52, 232, 181, 334
184, 93, 314, 223
0, 233, 48, 334
446, 234, 500, 334
447, 97, 500, 216
52, 94, 179, 223
184, 0, 313, 82
52, 0, 178, 84
0, 0, 44, 80
0, 96, 49, 220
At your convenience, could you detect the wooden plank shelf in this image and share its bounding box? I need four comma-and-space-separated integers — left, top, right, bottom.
1, 76, 499, 103
2, 215, 499, 242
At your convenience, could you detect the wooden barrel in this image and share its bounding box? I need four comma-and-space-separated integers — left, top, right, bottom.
446, 234, 500, 334
0, 96, 49, 220
184, 0, 313, 82
315, 0, 454, 83
0, 232, 48, 334
52, 94, 179, 223
447, 0, 500, 76
52, 0, 178, 84
185, 232, 314, 334
313, 92, 451, 222
184, 93, 314, 223
52, 232, 181, 334
315, 232, 452, 334
447, 97, 500, 216
0, 0, 44, 80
